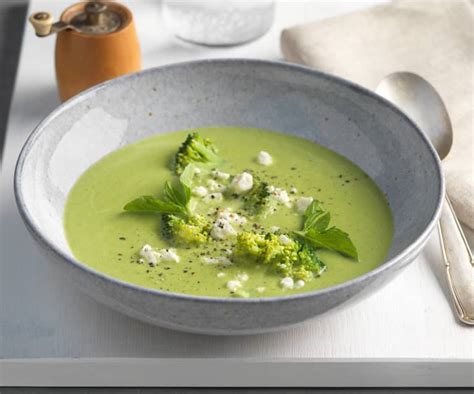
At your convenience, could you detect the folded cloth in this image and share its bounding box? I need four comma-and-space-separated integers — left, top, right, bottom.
281, 0, 473, 228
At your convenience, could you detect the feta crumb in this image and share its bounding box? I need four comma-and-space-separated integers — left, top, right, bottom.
290, 187, 298, 194
139, 245, 180, 266
207, 179, 226, 192
267, 186, 291, 207
257, 151, 273, 166
193, 167, 202, 175
295, 196, 314, 213
211, 169, 230, 180
210, 218, 237, 240
217, 272, 226, 278
226, 280, 242, 292
160, 248, 180, 263
229, 172, 253, 194
237, 273, 249, 282
139, 244, 159, 266
278, 234, 292, 245
280, 277, 294, 289
256, 287, 266, 293
203, 192, 223, 204
217, 208, 247, 225
138, 258, 145, 264
235, 289, 250, 298
269, 226, 280, 233
192, 186, 208, 197
294, 280, 305, 289
201, 256, 233, 266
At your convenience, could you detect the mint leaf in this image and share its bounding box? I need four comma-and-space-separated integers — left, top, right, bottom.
124, 165, 196, 217
179, 164, 196, 188
164, 180, 189, 208
123, 196, 186, 215
295, 200, 358, 260
302, 227, 358, 260
304, 211, 331, 233
304, 200, 323, 218
303, 201, 329, 232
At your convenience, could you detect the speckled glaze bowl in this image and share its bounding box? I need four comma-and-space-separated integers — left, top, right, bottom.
14, 60, 443, 335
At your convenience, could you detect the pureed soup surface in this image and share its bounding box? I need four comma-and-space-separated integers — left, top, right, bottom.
64, 127, 393, 298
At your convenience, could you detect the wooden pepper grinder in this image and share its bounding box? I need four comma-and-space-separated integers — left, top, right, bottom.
29, 1, 141, 101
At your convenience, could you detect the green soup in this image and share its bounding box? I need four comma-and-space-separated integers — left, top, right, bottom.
64, 127, 393, 298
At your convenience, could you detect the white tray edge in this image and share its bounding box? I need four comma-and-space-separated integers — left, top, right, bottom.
1, 358, 473, 387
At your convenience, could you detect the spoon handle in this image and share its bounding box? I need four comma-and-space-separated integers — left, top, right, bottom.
437, 194, 474, 325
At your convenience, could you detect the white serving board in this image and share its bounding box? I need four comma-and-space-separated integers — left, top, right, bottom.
0, 0, 472, 387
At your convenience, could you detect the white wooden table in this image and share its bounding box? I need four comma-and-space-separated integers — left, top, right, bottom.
1, 0, 472, 387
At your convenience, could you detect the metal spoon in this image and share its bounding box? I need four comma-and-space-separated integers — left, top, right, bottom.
376, 72, 473, 325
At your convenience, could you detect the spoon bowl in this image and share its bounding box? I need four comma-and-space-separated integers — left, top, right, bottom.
376, 72, 453, 159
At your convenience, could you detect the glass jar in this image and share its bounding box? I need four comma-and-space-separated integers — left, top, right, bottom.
162, 1, 275, 46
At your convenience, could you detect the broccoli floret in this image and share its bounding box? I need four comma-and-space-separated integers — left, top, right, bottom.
294, 243, 326, 281
162, 214, 212, 245
175, 133, 221, 175
242, 179, 276, 217
232, 231, 325, 281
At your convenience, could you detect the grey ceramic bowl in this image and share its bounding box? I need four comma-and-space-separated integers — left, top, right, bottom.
14, 59, 443, 335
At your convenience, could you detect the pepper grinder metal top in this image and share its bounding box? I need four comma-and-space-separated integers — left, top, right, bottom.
30, 1, 123, 36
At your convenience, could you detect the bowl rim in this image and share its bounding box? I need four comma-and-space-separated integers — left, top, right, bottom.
14, 58, 445, 304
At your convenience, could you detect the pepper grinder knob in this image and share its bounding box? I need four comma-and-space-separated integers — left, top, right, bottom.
29, 12, 54, 36
85, 2, 107, 26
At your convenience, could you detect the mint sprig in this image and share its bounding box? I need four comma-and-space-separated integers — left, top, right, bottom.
294, 201, 358, 260
123, 164, 196, 218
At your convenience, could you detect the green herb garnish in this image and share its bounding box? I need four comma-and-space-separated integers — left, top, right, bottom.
294, 201, 358, 260
124, 164, 195, 218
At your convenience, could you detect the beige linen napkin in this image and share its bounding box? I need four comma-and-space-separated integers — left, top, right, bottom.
281, 0, 474, 229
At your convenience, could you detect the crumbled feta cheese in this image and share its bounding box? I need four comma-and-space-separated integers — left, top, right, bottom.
139, 244, 159, 266
193, 167, 202, 175
280, 277, 294, 289
139, 245, 180, 266
207, 179, 226, 192
210, 218, 237, 240
203, 192, 223, 203
257, 151, 273, 166
229, 172, 253, 194
211, 169, 230, 180
256, 287, 266, 293
237, 273, 249, 282
267, 186, 291, 207
192, 186, 208, 197
290, 187, 298, 194
278, 234, 292, 245
275, 189, 290, 205
295, 196, 314, 213
138, 258, 144, 264
201, 256, 233, 266
217, 208, 247, 225
235, 289, 250, 298
226, 280, 242, 292
217, 272, 226, 278
269, 226, 280, 233
159, 248, 180, 263
294, 280, 305, 289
